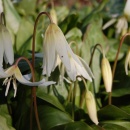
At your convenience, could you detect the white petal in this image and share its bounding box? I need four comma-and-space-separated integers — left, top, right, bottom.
2, 24, 14, 65
23, 73, 32, 80
43, 26, 56, 76
3, 53, 8, 64
78, 56, 94, 79
39, 81, 56, 87
14, 66, 55, 86
66, 57, 77, 81
67, 45, 83, 67
74, 60, 92, 82
102, 18, 117, 30
0, 67, 8, 77
51, 23, 71, 71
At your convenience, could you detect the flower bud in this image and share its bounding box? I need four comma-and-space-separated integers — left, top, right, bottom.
125, 49, 130, 75
85, 90, 99, 125
101, 57, 112, 92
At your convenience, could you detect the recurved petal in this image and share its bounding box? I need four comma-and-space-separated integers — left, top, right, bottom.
2, 25, 14, 65
78, 56, 94, 79
125, 49, 130, 75
74, 59, 92, 82
14, 66, 55, 86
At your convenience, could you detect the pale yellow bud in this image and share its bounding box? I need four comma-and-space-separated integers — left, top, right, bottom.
86, 90, 99, 125
125, 49, 130, 75
101, 57, 112, 92
50, 8, 57, 25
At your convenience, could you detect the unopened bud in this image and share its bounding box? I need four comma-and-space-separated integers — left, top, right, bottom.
125, 49, 130, 75
101, 57, 112, 92
86, 90, 99, 125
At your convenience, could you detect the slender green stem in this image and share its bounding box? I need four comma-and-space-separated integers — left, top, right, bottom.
30, 12, 53, 130
72, 80, 78, 120
67, 83, 73, 103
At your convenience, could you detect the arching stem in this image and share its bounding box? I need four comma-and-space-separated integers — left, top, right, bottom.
31, 12, 53, 130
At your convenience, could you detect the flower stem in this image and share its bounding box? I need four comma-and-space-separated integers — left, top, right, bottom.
15, 57, 41, 130
31, 12, 53, 130
72, 80, 78, 120
109, 33, 130, 105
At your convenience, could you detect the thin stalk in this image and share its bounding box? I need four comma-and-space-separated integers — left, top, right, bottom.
15, 57, 40, 130
108, 33, 130, 105
89, 43, 104, 66
31, 12, 53, 130
67, 83, 73, 103
72, 80, 78, 120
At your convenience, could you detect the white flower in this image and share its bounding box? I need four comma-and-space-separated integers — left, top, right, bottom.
85, 90, 99, 125
0, 23, 14, 66
42, 23, 93, 81
125, 48, 130, 75
1, 65, 55, 97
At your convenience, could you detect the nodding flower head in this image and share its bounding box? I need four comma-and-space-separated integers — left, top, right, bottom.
42, 23, 93, 81
0, 65, 55, 97
0, 23, 14, 66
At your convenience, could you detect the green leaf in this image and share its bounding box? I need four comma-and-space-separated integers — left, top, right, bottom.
59, 14, 79, 34
15, 0, 36, 15
16, 18, 33, 56
98, 105, 130, 120
65, 27, 82, 44
3, 0, 21, 34
38, 105, 73, 130
101, 121, 130, 130
64, 121, 93, 130
0, 105, 15, 130
37, 89, 65, 111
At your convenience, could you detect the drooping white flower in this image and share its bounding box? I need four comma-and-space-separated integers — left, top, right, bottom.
42, 23, 93, 81
0, 65, 55, 97
103, 0, 130, 36
125, 48, 130, 75
0, 23, 14, 66
85, 90, 99, 125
